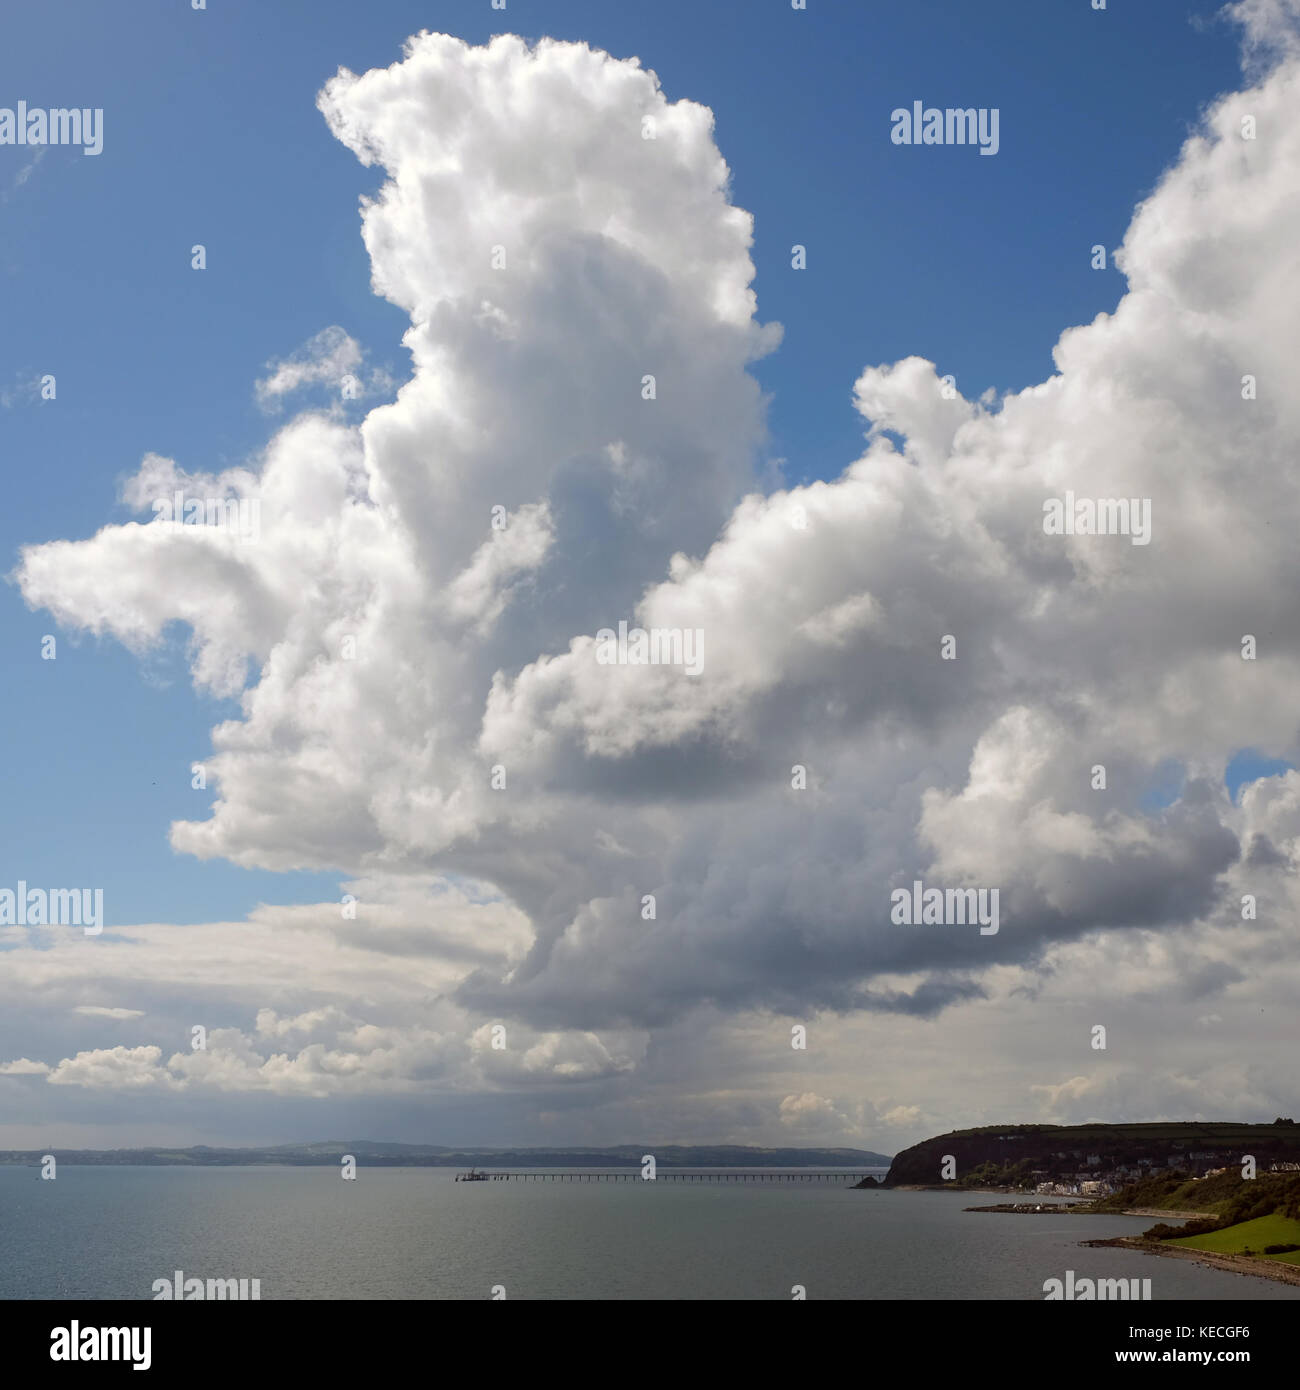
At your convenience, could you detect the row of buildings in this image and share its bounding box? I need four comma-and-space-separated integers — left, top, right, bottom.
1034, 1156, 1300, 1196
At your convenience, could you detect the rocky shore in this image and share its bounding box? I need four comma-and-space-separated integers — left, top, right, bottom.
1081, 1235, 1300, 1289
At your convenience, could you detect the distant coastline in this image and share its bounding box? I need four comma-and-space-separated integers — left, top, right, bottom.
0, 1140, 893, 1169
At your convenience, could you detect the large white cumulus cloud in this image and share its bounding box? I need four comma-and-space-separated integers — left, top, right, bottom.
14, 8, 1300, 1090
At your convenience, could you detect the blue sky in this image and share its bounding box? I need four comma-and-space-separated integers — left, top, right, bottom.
0, 0, 1261, 928
3, 0, 1300, 1151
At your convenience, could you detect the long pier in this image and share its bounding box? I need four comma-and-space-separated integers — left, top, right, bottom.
455, 1170, 870, 1184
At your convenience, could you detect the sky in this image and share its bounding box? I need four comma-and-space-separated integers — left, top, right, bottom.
1, 0, 1298, 1151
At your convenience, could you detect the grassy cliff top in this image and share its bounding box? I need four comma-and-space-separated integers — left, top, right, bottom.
887, 1121, 1300, 1186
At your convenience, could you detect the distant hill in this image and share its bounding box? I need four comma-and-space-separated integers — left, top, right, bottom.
0, 1141, 892, 1168
885, 1121, 1300, 1187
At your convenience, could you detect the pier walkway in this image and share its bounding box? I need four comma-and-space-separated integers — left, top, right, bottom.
454, 1169, 870, 1184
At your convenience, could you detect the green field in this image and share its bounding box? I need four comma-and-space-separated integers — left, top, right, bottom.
1169, 1214, 1300, 1262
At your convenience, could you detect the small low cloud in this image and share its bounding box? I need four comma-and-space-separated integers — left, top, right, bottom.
0, 372, 46, 409
254, 325, 391, 411
0, 1058, 52, 1076
880, 1105, 923, 1128
2, 147, 46, 204
779, 1091, 851, 1132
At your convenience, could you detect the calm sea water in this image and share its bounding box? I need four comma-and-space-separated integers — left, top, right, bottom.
2, 1166, 1296, 1300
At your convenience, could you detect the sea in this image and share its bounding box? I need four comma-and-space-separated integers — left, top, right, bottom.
2, 1165, 1296, 1300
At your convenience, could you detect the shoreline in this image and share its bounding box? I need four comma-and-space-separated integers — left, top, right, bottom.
1081, 1235, 1300, 1289
892, 1185, 1061, 1196
1116, 1207, 1205, 1219
894, 1186, 1210, 1222
905, 1189, 1300, 1292
963, 1201, 1209, 1218
965, 1202, 1100, 1214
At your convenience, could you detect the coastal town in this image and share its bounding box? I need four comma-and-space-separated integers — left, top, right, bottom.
1033, 1158, 1300, 1199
